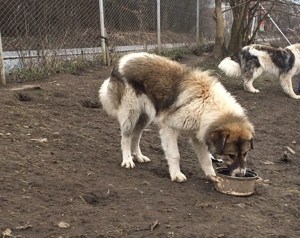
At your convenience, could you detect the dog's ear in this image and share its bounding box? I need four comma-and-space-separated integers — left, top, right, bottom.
208, 130, 230, 154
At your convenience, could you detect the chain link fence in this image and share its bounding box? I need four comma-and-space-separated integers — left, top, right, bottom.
105, 0, 215, 54
0, 0, 216, 81
0, 0, 103, 74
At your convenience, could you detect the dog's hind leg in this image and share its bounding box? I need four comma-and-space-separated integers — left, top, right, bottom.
160, 127, 187, 182
243, 76, 259, 93
131, 113, 151, 163
120, 132, 135, 168
279, 74, 300, 99
191, 138, 216, 179
243, 68, 263, 93
118, 107, 140, 169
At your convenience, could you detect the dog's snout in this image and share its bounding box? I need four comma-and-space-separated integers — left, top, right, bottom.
235, 172, 245, 177
231, 168, 246, 177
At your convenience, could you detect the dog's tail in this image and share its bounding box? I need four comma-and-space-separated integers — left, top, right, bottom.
218, 57, 242, 78
99, 78, 119, 117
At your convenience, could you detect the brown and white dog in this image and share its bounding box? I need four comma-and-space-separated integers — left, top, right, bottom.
218, 43, 300, 99
99, 52, 254, 182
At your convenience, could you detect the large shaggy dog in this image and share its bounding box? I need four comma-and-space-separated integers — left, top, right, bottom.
99, 52, 254, 182
218, 44, 300, 99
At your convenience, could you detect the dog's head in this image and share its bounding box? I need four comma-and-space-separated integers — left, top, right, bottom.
206, 117, 254, 177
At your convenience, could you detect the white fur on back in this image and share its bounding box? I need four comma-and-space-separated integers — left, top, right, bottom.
218, 57, 241, 77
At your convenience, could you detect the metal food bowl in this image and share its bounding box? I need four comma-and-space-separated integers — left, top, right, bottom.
214, 168, 260, 196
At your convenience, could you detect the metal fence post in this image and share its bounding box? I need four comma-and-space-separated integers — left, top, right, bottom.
0, 30, 6, 85
196, 0, 200, 48
99, 0, 107, 64
157, 0, 161, 54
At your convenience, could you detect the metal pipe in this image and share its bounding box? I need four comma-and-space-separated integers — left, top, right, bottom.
250, 14, 256, 37
157, 0, 161, 54
259, 3, 291, 45
196, 0, 200, 48
0, 30, 6, 85
99, 0, 107, 64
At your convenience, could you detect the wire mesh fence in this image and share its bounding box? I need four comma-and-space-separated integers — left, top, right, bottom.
1, 0, 101, 51
0, 0, 216, 78
1, 0, 103, 74
104, 0, 215, 53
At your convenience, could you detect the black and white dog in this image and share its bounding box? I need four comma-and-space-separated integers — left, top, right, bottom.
218, 44, 300, 99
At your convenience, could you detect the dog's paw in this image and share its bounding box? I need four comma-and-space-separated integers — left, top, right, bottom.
121, 160, 135, 169
244, 84, 260, 94
207, 174, 219, 182
135, 155, 151, 163
170, 172, 187, 182
292, 95, 300, 99
246, 88, 260, 94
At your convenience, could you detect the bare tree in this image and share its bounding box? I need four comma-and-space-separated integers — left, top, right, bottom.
213, 0, 225, 59
219, 0, 300, 56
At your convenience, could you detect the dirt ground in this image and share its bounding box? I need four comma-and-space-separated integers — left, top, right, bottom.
0, 53, 299, 238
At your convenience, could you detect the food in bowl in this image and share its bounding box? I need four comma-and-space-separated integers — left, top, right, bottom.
214, 168, 259, 196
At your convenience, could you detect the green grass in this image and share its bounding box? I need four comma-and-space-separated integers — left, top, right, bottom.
159, 47, 192, 60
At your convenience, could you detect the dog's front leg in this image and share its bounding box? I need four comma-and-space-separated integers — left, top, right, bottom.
160, 127, 187, 182
191, 138, 216, 179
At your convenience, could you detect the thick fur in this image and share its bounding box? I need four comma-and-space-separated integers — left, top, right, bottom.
99, 52, 254, 182
218, 44, 300, 99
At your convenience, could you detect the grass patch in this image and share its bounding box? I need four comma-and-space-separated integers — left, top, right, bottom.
6, 55, 104, 83
287, 189, 300, 197
160, 47, 192, 61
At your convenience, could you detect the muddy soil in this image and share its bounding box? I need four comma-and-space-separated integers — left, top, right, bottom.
0, 53, 299, 238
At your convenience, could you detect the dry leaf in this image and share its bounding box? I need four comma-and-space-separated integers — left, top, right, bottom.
16, 224, 32, 230
2, 228, 12, 237
284, 146, 296, 154
58, 221, 70, 228
236, 203, 246, 208
150, 219, 159, 231
30, 138, 48, 143
263, 160, 275, 165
